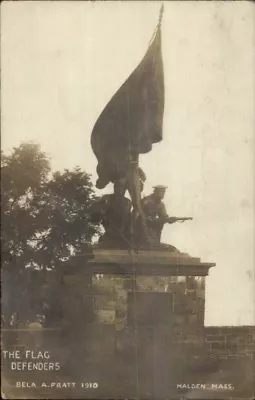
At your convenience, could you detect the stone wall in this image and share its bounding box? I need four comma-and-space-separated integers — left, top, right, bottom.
204, 325, 255, 359
166, 325, 255, 371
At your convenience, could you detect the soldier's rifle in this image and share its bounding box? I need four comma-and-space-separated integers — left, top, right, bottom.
147, 216, 193, 224
167, 217, 193, 223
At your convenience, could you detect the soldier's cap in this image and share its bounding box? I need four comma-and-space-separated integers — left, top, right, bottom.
153, 185, 168, 190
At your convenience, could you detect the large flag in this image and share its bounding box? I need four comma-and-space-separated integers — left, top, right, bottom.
91, 7, 164, 189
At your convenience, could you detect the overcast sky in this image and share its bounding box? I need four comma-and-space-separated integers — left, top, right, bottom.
1, 1, 255, 326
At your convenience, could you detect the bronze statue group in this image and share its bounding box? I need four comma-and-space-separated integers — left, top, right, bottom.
90, 5, 191, 251
91, 178, 192, 251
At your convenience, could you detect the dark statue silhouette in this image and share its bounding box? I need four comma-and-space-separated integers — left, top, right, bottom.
90, 5, 192, 250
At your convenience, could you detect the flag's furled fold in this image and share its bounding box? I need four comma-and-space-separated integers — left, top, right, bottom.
91, 9, 164, 189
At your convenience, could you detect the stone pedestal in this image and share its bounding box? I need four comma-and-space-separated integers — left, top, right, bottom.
85, 248, 216, 398
89, 249, 215, 327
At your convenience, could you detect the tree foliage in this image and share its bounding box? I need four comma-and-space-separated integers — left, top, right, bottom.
1, 142, 99, 326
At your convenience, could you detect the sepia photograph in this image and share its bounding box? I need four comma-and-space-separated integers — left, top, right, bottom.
1, 1, 255, 399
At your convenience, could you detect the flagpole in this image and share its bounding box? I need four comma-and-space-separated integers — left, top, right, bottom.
148, 3, 164, 46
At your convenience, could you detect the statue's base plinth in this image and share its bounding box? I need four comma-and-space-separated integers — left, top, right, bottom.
86, 248, 215, 276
